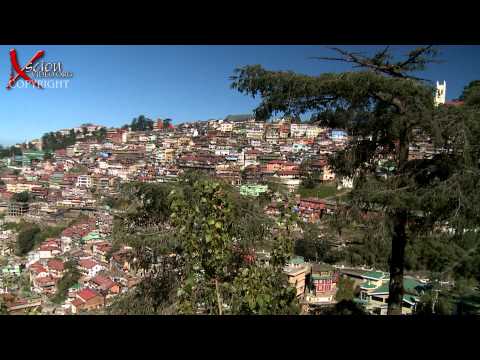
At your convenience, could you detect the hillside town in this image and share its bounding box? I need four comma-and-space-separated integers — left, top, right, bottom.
1, 110, 453, 315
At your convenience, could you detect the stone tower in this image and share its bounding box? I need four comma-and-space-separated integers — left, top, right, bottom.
435, 80, 446, 106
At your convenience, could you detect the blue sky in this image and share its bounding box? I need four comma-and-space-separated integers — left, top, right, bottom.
1, 45, 479, 145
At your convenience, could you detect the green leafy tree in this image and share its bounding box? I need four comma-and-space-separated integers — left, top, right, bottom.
15, 224, 41, 256
320, 299, 366, 315
230, 265, 298, 315
163, 118, 173, 129
171, 179, 299, 315
41, 130, 77, 152
128, 115, 154, 131
12, 191, 31, 203
230, 46, 480, 315
0, 146, 21, 158
109, 176, 300, 315
0, 298, 8, 315
52, 260, 81, 303
415, 290, 453, 315
108, 255, 180, 315
295, 223, 329, 262
335, 275, 356, 302
171, 180, 238, 314
459, 80, 480, 106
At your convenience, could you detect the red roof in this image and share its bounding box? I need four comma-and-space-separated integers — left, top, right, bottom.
47, 259, 64, 272
71, 298, 84, 307
267, 160, 285, 165
95, 243, 112, 253
30, 263, 47, 274
78, 259, 98, 270
77, 288, 100, 302
299, 197, 326, 209
35, 276, 56, 286
39, 244, 60, 252
92, 275, 116, 290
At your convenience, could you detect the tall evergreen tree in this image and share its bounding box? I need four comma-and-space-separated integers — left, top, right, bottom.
230, 46, 480, 314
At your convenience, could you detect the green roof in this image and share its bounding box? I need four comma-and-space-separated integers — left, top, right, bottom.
362, 271, 387, 281
403, 277, 427, 295
289, 256, 305, 265
403, 295, 419, 305
360, 281, 378, 290
369, 283, 389, 294
368, 277, 426, 297
82, 231, 101, 241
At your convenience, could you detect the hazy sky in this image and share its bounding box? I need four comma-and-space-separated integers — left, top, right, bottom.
1, 45, 479, 145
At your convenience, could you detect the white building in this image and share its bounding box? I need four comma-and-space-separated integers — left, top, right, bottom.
306, 126, 322, 139
322, 166, 336, 182
76, 175, 92, 188
434, 80, 446, 107
290, 124, 310, 138
246, 123, 265, 140
219, 122, 234, 132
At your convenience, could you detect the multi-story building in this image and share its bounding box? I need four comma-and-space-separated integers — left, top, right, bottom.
297, 198, 326, 222
7, 202, 29, 217
76, 175, 92, 188
246, 122, 265, 140
284, 256, 309, 299
290, 124, 310, 138
305, 263, 338, 307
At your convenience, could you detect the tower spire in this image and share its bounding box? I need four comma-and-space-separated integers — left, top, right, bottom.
434, 80, 446, 107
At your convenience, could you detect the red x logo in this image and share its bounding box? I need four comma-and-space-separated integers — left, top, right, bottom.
6, 49, 45, 90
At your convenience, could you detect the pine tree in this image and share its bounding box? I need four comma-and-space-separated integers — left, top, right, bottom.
230, 46, 480, 314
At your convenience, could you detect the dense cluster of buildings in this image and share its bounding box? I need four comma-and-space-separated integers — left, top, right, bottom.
0, 116, 353, 225
0, 113, 442, 314
283, 257, 428, 315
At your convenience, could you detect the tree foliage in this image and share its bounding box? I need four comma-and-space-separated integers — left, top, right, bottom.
230, 265, 298, 315
459, 80, 480, 106
52, 260, 80, 304
230, 46, 480, 314
15, 223, 65, 256
123, 115, 154, 131
0, 297, 8, 315
294, 223, 329, 262
111, 174, 299, 315
335, 276, 357, 302
11, 191, 31, 203
41, 131, 76, 152
0, 145, 22, 158
15, 224, 41, 256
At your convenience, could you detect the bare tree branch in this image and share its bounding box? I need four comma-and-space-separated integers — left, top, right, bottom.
310, 46, 439, 82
